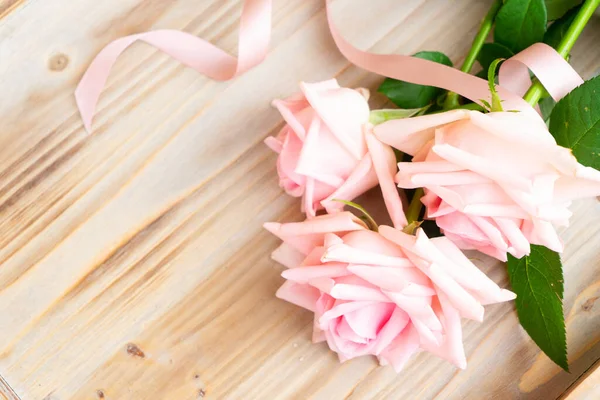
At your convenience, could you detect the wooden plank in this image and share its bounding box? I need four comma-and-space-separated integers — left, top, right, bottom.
0, 375, 19, 400
562, 359, 600, 400
0, 0, 599, 399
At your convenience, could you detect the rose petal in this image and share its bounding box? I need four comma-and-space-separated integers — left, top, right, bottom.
300, 81, 369, 159
522, 219, 563, 253
398, 160, 464, 174
470, 111, 554, 148
337, 318, 369, 343
330, 284, 391, 302
365, 131, 408, 228
399, 171, 491, 189
493, 217, 531, 259
282, 263, 351, 283
378, 324, 421, 372
374, 109, 470, 155
300, 246, 327, 266
468, 216, 509, 253
321, 154, 379, 213
383, 291, 441, 332
554, 166, 600, 202
271, 97, 311, 141
432, 144, 532, 192
271, 243, 305, 268
264, 212, 367, 254
308, 277, 335, 293
422, 291, 467, 369
429, 236, 516, 304
322, 232, 343, 248
444, 231, 509, 261
320, 301, 378, 327
295, 116, 360, 186
312, 320, 326, 343
265, 135, 283, 153
344, 302, 395, 339
322, 243, 413, 267
435, 213, 489, 243
426, 263, 484, 322
347, 265, 434, 294
370, 307, 410, 355
276, 281, 321, 312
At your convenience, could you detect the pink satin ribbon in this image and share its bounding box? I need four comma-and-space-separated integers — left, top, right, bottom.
75, 0, 583, 132
75, 0, 271, 132
499, 43, 584, 99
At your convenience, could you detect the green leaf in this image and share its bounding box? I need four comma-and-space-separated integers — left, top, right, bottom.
488, 58, 505, 112
507, 246, 568, 371
378, 51, 453, 108
495, 0, 548, 53
477, 43, 515, 75
544, 5, 580, 48
539, 95, 556, 124
369, 107, 425, 125
549, 75, 600, 169
332, 199, 378, 232
480, 99, 492, 111
544, 0, 583, 20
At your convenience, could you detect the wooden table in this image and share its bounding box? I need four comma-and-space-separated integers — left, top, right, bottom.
0, 0, 599, 399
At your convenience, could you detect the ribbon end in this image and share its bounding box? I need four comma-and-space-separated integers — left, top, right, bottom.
83, 120, 92, 134
75, 89, 93, 134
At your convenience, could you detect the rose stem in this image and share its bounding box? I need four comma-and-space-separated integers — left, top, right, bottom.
405, 188, 424, 224
443, 0, 504, 110
523, 0, 600, 106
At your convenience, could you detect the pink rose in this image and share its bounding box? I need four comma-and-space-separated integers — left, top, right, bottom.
266, 80, 404, 225
265, 212, 515, 371
375, 110, 600, 261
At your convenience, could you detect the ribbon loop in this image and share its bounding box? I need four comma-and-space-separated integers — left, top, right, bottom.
499, 42, 584, 101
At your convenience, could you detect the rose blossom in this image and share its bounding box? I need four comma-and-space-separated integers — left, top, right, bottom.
265, 80, 404, 225
265, 212, 515, 371
374, 109, 600, 261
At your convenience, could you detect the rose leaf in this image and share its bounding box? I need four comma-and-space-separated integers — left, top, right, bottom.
544, 0, 583, 20
378, 51, 453, 109
544, 5, 580, 48
549, 75, 600, 169
507, 245, 568, 371
477, 43, 514, 76
495, 0, 548, 53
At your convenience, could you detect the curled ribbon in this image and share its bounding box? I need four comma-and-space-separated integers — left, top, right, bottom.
498, 42, 584, 100
75, 0, 271, 132
75, 0, 583, 132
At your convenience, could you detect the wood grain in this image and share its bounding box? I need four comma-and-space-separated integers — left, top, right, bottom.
0, 0, 599, 399
0, 375, 19, 400
562, 360, 600, 399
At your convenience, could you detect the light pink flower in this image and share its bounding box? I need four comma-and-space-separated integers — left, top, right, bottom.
265, 212, 515, 371
375, 110, 600, 261
266, 80, 405, 226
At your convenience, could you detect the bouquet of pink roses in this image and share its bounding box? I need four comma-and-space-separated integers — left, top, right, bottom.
263, 0, 600, 372
76, 0, 600, 374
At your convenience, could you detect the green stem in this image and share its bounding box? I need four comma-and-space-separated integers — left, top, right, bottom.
443, 0, 503, 109
406, 188, 424, 224
460, 0, 504, 73
523, 0, 600, 106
